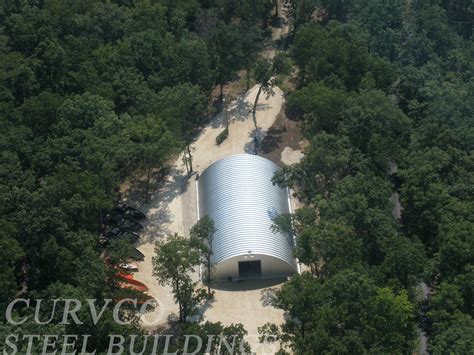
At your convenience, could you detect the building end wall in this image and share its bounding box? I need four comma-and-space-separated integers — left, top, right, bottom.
213, 254, 296, 281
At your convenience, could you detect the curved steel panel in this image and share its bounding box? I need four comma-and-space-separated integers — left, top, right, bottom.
198, 154, 296, 272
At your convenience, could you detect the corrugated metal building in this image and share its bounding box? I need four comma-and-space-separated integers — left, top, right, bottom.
197, 154, 297, 280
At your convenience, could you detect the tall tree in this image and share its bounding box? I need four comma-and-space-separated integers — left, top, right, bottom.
156, 83, 207, 175
190, 216, 216, 292
260, 270, 417, 354
208, 21, 242, 98
287, 82, 348, 134
272, 132, 355, 201
152, 234, 207, 323
284, 0, 318, 36
252, 53, 291, 131
341, 90, 411, 173
129, 114, 179, 203
0, 219, 24, 314
240, 22, 264, 91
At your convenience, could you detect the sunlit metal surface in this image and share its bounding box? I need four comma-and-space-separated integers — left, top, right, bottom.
198, 154, 297, 275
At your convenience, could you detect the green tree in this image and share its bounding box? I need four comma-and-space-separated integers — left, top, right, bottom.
427, 282, 474, 353
18, 91, 62, 135
287, 82, 348, 134
208, 21, 242, 98
437, 219, 474, 282
263, 270, 417, 353
240, 22, 264, 91
399, 148, 460, 252
341, 90, 411, 173
190, 216, 217, 293
273, 208, 363, 278
179, 321, 251, 354
57, 92, 116, 130
156, 83, 207, 175
271, 272, 322, 347
296, 221, 363, 278
252, 57, 275, 130
377, 235, 426, 290
350, 0, 404, 61
174, 37, 214, 92
252, 53, 291, 130
429, 312, 474, 354
284, 0, 318, 36
33, 38, 66, 91
152, 234, 206, 323
0, 219, 24, 314
0, 52, 37, 103
292, 22, 395, 91
273, 132, 355, 201
292, 23, 368, 88
453, 265, 474, 315
129, 114, 179, 203
321, 172, 398, 265
321, 0, 352, 21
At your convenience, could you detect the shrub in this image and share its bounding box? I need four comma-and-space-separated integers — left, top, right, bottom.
216, 127, 229, 145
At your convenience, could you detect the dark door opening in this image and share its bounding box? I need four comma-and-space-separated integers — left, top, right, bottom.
238, 260, 262, 278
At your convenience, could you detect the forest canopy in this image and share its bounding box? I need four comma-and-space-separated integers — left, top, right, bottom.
0, 0, 273, 352
0, 0, 473, 354
268, 0, 473, 353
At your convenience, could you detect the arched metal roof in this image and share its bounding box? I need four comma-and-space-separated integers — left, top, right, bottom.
198, 154, 296, 271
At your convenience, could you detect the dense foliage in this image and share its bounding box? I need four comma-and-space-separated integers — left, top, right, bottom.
0, 0, 472, 353
0, 0, 273, 352
268, 0, 473, 353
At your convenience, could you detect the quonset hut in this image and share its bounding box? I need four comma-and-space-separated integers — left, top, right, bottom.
197, 154, 298, 280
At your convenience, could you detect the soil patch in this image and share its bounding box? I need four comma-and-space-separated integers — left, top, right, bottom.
260, 103, 302, 166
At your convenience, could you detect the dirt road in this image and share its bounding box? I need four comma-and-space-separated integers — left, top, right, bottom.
127, 3, 296, 352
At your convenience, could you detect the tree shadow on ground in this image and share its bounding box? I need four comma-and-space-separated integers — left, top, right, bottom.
128, 165, 191, 244
151, 321, 180, 336
210, 277, 286, 292
191, 295, 216, 322
275, 34, 290, 50
260, 287, 279, 307
210, 93, 253, 129
122, 166, 170, 206
210, 106, 226, 129
244, 128, 264, 155
227, 95, 253, 122
270, 16, 284, 28
157, 166, 190, 204
256, 102, 272, 112
137, 208, 172, 243
260, 126, 286, 154
210, 89, 272, 131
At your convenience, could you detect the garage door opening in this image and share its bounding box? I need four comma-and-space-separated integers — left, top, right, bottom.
238, 260, 262, 279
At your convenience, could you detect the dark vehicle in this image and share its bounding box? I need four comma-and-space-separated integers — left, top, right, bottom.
104, 227, 121, 238
131, 248, 145, 262
104, 214, 144, 232
104, 214, 123, 228
120, 232, 140, 244
115, 203, 146, 220
105, 229, 140, 244
119, 218, 144, 232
